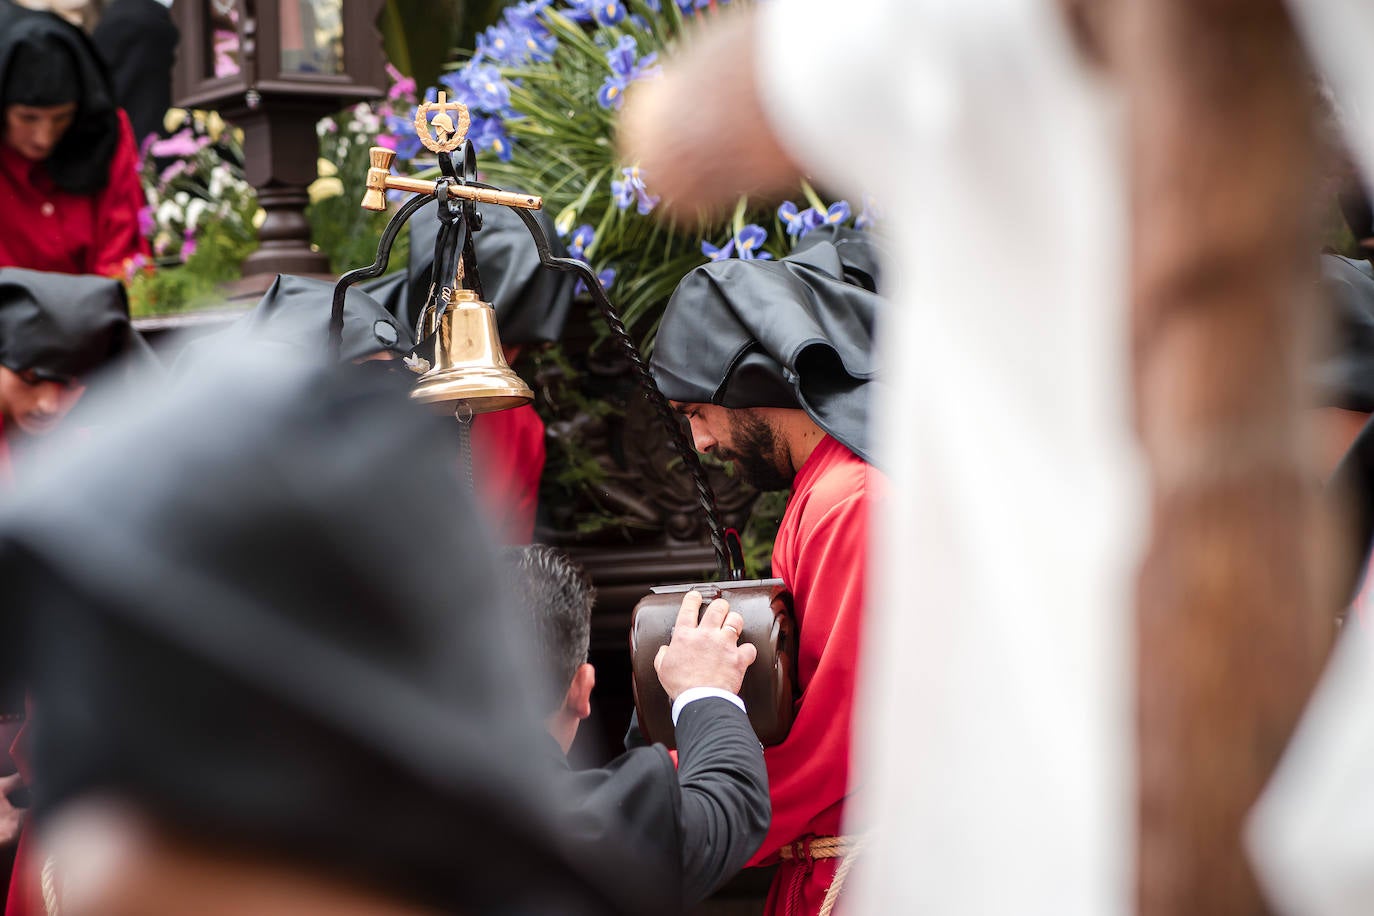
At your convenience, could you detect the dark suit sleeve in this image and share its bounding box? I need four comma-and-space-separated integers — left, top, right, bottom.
673, 697, 771, 908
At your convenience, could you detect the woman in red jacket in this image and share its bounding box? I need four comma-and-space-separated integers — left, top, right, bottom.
0, 3, 150, 279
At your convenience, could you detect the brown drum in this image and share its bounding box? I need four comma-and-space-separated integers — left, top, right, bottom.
630, 578, 798, 749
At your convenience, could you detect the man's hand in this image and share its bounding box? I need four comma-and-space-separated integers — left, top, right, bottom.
0, 773, 24, 846
654, 591, 758, 702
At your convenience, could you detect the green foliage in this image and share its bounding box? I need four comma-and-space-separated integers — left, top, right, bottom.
309, 103, 403, 276
126, 218, 258, 317
741, 489, 788, 577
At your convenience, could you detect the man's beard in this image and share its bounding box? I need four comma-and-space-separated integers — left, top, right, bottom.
717, 412, 794, 491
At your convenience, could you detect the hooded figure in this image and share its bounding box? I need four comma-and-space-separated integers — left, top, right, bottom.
366, 202, 575, 544
650, 226, 882, 465
0, 2, 149, 276
172, 275, 414, 373
0, 351, 658, 915
648, 226, 885, 916
0, 268, 155, 476
0, 268, 151, 383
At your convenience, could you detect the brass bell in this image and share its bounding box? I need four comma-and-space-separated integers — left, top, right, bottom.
410, 289, 533, 413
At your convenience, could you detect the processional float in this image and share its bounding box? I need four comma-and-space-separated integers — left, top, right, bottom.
332, 95, 797, 748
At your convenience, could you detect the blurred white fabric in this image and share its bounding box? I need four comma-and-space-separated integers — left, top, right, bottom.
756, 0, 1144, 913
1248, 623, 1374, 916
1243, 6, 1374, 916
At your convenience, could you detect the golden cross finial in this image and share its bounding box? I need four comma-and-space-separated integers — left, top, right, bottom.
413, 91, 471, 154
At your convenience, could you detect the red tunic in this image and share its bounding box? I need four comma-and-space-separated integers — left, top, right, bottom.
0, 109, 149, 278
749, 434, 875, 916
468, 404, 546, 545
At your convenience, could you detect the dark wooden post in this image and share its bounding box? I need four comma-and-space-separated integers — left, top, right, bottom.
1119, 1, 1335, 911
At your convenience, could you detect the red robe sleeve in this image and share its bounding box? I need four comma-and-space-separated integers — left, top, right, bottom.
90, 110, 150, 279
748, 457, 871, 863
468, 404, 546, 544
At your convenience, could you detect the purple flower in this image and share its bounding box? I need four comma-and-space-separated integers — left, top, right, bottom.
137, 206, 155, 237
675, 0, 709, 11
465, 64, 510, 111
610, 166, 660, 215
469, 115, 514, 162
564, 0, 597, 23
778, 201, 824, 237
519, 27, 558, 63
702, 225, 774, 262
569, 224, 596, 260
701, 238, 735, 261
597, 76, 629, 110
384, 113, 423, 160
822, 200, 852, 226
598, 36, 659, 110
594, 0, 626, 25
735, 224, 772, 260
180, 228, 198, 262
506, 0, 553, 31
575, 267, 616, 297
607, 36, 658, 80
477, 24, 518, 64
855, 195, 881, 230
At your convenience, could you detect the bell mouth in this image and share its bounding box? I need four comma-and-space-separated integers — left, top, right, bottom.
409, 366, 534, 413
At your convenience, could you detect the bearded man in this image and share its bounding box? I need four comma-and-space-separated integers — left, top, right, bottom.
648, 226, 883, 916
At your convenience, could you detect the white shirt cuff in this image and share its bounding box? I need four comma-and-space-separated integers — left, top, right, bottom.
671, 687, 746, 725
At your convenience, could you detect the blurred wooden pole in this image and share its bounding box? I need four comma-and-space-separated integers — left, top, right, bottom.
1119, 1, 1334, 912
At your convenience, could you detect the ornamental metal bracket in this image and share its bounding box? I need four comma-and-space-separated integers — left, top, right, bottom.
330, 94, 745, 580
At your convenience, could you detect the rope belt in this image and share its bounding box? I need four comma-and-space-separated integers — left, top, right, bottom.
41, 854, 58, 916
778, 835, 864, 916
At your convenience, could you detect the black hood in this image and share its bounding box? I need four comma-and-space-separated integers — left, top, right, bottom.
366, 199, 576, 345
0, 267, 153, 383
0, 1, 120, 194
173, 275, 415, 374
0, 351, 634, 914
650, 227, 884, 464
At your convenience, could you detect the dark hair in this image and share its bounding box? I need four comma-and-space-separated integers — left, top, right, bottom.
505, 546, 595, 713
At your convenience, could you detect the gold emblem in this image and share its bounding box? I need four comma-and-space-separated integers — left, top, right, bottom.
413, 91, 471, 153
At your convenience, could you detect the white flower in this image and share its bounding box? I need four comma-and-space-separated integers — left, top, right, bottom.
155, 199, 183, 228
184, 198, 208, 229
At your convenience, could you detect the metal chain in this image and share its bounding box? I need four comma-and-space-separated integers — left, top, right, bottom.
455, 404, 475, 496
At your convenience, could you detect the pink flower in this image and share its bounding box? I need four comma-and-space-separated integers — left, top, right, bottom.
180, 228, 197, 262
375, 133, 398, 151
158, 159, 187, 184
123, 253, 148, 283
150, 129, 202, 159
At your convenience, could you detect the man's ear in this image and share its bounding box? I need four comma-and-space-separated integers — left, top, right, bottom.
568, 663, 595, 721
